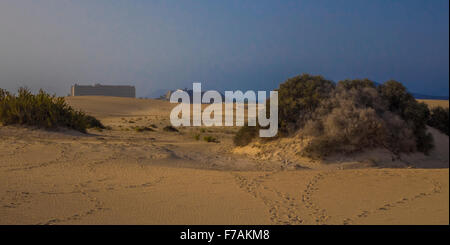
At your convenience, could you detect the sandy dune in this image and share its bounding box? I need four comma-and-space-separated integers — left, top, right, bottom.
419, 99, 449, 109
0, 96, 448, 225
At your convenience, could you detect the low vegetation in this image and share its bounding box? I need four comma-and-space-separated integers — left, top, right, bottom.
233, 125, 258, 146
193, 133, 201, 140
0, 87, 104, 133
203, 135, 219, 143
84, 115, 106, 129
133, 126, 154, 132
234, 74, 441, 158
163, 125, 179, 132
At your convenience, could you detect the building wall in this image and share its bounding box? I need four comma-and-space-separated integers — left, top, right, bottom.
71, 84, 136, 98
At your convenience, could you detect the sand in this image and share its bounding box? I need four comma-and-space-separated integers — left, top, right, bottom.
418, 99, 449, 109
0, 96, 448, 225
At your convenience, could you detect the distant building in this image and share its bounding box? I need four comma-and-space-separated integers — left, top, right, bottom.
163, 88, 224, 103
71, 84, 136, 98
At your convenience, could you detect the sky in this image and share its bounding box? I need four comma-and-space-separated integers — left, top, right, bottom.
0, 0, 448, 97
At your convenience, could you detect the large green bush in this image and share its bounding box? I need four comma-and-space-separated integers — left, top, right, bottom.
337, 78, 377, 90
0, 87, 104, 133
277, 74, 335, 134
301, 79, 433, 157
234, 74, 436, 158
378, 81, 433, 153
302, 80, 396, 157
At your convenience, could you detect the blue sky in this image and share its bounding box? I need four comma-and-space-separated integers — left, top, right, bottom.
0, 0, 448, 97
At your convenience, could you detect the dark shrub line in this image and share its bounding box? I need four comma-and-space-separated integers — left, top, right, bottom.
234, 74, 440, 158
133, 126, 154, 132
0, 87, 104, 133
203, 135, 219, 143
163, 125, 179, 132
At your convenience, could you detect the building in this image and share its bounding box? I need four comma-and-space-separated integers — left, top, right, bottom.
71, 84, 136, 98
163, 88, 224, 103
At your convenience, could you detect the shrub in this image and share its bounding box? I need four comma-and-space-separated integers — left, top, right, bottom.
203, 135, 219, 143
378, 81, 433, 153
335, 79, 387, 112
163, 125, 179, 132
303, 82, 385, 155
301, 136, 340, 159
428, 106, 449, 135
277, 74, 335, 134
0, 87, 103, 133
381, 111, 417, 153
302, 106, 387, 158
233, 125, 258, 146
301, 79, 434, 156
378, 80, 415, 114
337, 79, 377, 90
193, 133, 200, 140
133, 126, 154, 132
84, 115, 105, 129
233, 75, 435, 158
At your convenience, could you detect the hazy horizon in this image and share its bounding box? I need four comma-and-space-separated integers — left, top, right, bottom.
0, 0, 448, 97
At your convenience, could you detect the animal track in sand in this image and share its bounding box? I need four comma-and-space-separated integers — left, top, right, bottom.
124, 176, 166, 189
5, 144, 72, 172
232, 170, 335, 225
232, 172, 305, 225
300, 172, 331, 225
36, 179, 110, 225
38, 189, 105, 225
342, 179, 443, 225
0, 141, 30, 159
0, 190, 32, 209
35, 176, 167, 224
